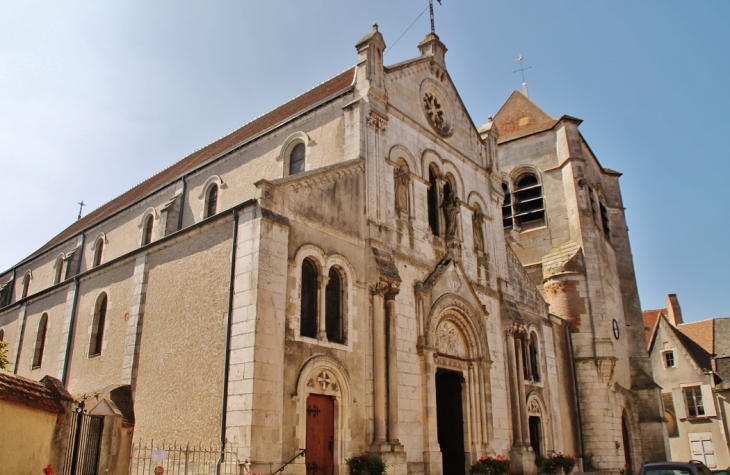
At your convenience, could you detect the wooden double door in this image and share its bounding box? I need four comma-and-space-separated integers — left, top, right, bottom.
306, 394, 335, 475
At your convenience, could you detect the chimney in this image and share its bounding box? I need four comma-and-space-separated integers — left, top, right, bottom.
666, 294, 683, 326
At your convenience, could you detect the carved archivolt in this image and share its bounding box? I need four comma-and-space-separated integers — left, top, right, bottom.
426, 294, 488, 361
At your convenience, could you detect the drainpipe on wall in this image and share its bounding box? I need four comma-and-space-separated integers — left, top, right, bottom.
218, 209, 239, 475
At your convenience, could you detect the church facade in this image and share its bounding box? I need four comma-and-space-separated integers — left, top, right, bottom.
0, 27, 667, 475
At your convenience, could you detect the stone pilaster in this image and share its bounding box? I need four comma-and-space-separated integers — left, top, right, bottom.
121, 254, 148, 390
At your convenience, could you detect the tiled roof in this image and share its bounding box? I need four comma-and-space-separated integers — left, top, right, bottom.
492, 90, 559, 144
642, 308, 667, 345
27, 67, 356, 261
0, 372, 72, 414
678, 319, 714, 356
667, 321, 713, 372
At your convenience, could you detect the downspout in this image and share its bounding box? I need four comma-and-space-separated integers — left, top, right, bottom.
62, 232, 85, 387
177, 176, 187, 231
218, 209, 239, 475
567, 322, 587, 469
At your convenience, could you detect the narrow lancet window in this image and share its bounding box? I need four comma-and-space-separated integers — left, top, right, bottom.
89, 293, 107, 356
142, 215, 154, 245
289, 143, 305, 175
428, 167, 440, 235
325, 268, 343, 344
32, 313, 48, 368
206, 184, 218, 218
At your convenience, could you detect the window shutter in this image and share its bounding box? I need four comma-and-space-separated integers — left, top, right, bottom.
701, 384, 717, 417
673, 388, 687, 419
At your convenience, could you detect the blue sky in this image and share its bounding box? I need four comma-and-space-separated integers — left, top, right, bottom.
1, 1, 728, 321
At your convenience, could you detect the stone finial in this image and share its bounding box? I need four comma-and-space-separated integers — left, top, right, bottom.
418, 32, 447, 67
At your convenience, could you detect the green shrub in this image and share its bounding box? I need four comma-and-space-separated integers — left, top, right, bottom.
346, 452, 387, 475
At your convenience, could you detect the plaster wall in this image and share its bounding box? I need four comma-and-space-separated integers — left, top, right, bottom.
0, 401, 57, 475
16, 287, 69, 379
65, 260, 135, 395
132, 218, 231, 444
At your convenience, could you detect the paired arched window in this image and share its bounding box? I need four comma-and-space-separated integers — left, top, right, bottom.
93, 238, 104, 268
32, 313, 48, 368
205, 184, 218, 218
89, 293, 107, 357
299, 258, 346, 344
21, 273, 31, 299
289, 143, 306, 175
142, 214, 154, 246
54, 256, 64, 284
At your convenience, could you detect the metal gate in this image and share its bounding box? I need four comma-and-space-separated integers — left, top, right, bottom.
62, 407, 105, 475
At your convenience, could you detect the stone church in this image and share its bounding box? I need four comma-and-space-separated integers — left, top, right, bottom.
0, 26, 668, 475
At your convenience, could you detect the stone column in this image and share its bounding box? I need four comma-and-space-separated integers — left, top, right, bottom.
506, 330, 523, 446
515, 337, 531, 447
372, 283, 388, 446
422, 347, 443, 475
385, 286, 401, 446
317, 275, 330, 341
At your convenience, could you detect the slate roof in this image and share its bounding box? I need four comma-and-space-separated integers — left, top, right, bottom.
25, 67, 357, 263
0, 372, 73, 414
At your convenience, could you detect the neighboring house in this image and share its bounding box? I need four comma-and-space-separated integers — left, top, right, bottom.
0, 26, 667, 475
645, 294, 730, 468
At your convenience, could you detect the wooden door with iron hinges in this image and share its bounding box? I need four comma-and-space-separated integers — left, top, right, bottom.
306, 394, 334, 475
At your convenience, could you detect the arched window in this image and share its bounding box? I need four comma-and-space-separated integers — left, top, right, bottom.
427, 167, 440, 235
205, 184, 218, 218
528, 333, 540, 382
502, 183, 513, 228
0, 328, 5, 341
32, 313, 48, 368
21, 273, 30, 299
325, 267, 344, 344
89, 293, 108, 357
54, 257, 64, 284
93, 238, 104, 268
300, 259, 318, 338
289, 143, 306, 176
142, 214, 154, 246
622, 411, 633, 467
513, 173, 545, 230
600, 201, 611, 240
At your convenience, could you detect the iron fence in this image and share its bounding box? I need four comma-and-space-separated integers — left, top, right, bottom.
129, 441, 239, 475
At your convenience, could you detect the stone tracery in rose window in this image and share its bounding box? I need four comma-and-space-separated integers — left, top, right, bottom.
423, 92, 448, 135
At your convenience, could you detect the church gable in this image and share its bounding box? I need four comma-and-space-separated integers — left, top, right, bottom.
382, 56, 484, 161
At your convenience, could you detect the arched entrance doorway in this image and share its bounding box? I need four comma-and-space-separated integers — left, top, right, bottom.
422, 294, 492, 475
436, 369, 466, 475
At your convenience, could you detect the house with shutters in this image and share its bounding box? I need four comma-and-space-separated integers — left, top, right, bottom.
645, 294, 730, 468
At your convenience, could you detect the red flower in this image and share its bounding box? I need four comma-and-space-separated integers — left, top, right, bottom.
496, 455, 505, 461
43, 465, 54, 475
625, 464, 631, 469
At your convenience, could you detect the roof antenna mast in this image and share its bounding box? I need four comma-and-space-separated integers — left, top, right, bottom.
77, 200, 86, 221
514, 55, 532, 97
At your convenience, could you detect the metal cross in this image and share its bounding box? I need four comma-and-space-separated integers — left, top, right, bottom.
429, 0, 442, 34
77, 200, 86, 221
514, 55, 532, 85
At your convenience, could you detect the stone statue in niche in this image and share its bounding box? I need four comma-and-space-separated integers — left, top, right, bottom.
394, 164, 411, 215
442, 191, 461, 240
472, 208, 485, 251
